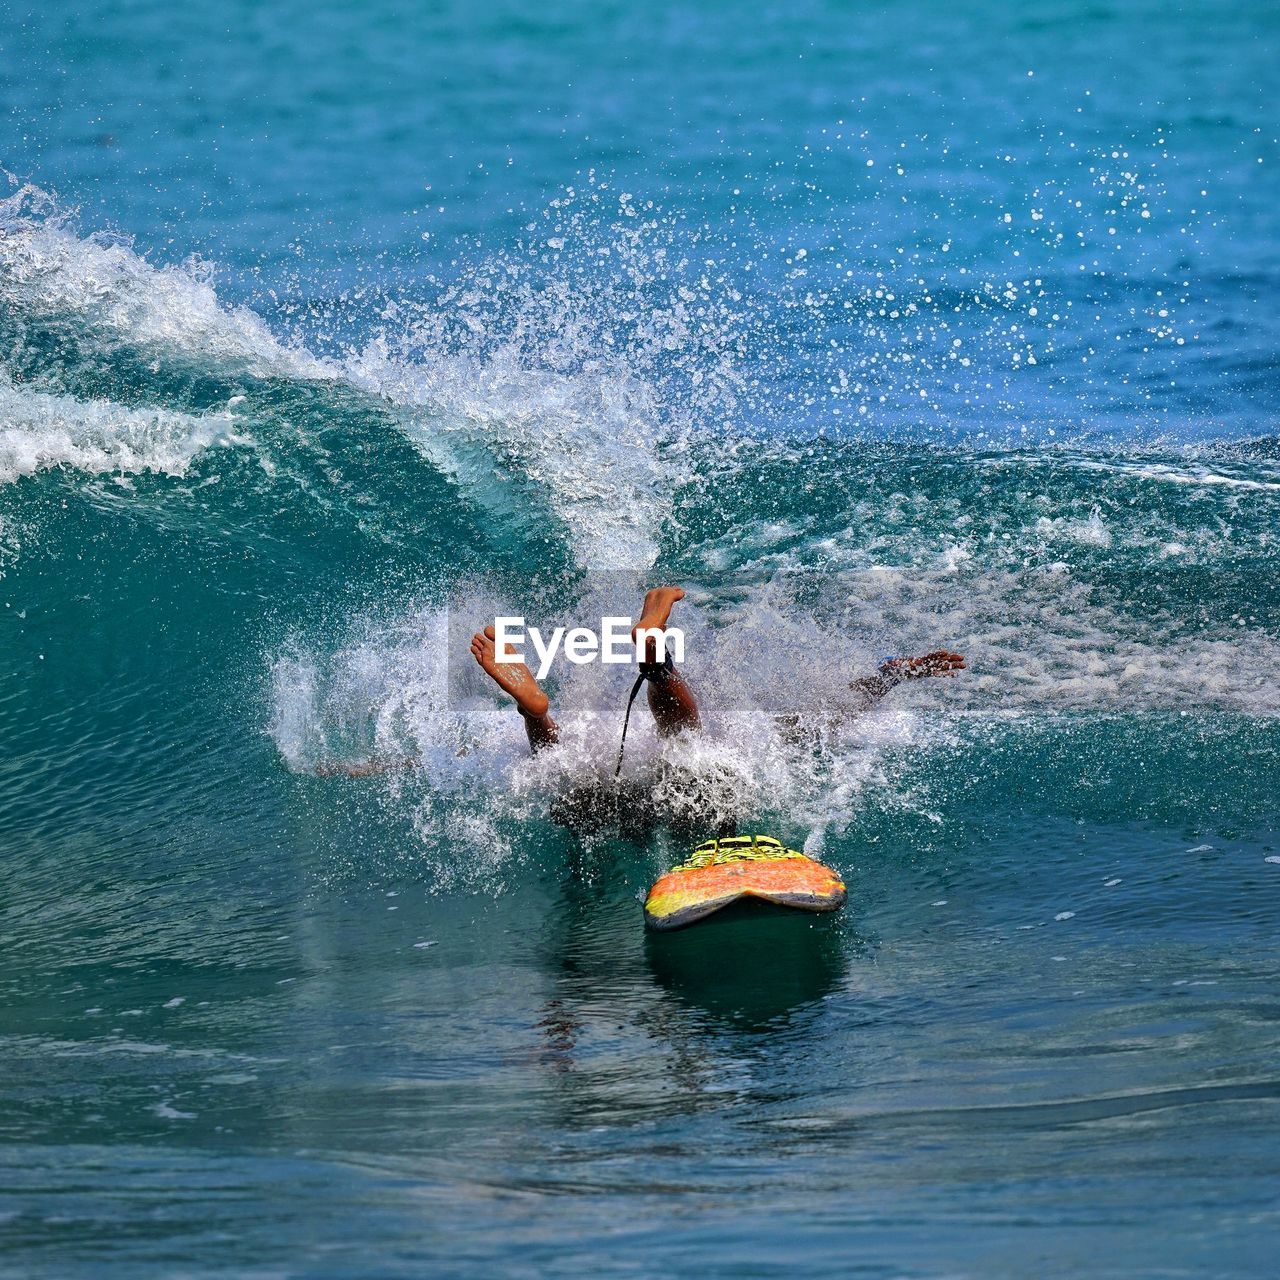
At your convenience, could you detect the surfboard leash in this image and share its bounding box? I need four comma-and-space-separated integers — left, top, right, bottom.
614, 654, 675, 777
613, 671, 648, 778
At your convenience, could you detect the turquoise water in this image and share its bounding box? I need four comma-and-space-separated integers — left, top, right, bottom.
2, 1, 1279, 1275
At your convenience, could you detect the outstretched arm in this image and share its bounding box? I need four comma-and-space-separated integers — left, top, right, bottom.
774, 649, 967, 743
850, 650, 967, 710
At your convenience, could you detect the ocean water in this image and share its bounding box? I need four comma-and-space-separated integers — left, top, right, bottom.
2, 1, 1278, 1275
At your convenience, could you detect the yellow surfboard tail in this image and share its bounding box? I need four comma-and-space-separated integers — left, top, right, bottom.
644, 835, 846, 931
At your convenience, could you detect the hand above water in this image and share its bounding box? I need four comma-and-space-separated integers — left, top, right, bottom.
882, 651, 967, 680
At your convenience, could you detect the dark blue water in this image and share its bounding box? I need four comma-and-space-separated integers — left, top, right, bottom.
2, 2, 1278, 1275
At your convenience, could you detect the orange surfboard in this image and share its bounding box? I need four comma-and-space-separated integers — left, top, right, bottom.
644, 835, 846, 931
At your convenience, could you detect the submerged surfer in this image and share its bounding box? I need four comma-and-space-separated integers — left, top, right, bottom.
470, 585, 965, 835
314, 585, 964, 835
469, 587, 701, 755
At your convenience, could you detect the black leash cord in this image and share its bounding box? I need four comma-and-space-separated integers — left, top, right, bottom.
614, 671, 648, 777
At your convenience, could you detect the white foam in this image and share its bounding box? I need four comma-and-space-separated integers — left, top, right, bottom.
2, 185, 688, 571
679, 485, 1280, 722
333, 187, 761, 571
344, 340, 667, 571
150, 1102, 196, 1120
0, 185, 324, 379
1035, 507, 1112, 547
0, 378, 232, 483
1072, 458, 1280, 493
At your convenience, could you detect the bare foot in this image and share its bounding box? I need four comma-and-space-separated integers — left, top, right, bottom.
471, 625, 550, 718
885, 650, 967, 679
631, 585, 686, 663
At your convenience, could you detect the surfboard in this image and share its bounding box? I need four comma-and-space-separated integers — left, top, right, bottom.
643, 834, 846, 931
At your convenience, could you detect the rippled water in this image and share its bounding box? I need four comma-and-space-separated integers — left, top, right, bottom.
2, 1, 1278, 1275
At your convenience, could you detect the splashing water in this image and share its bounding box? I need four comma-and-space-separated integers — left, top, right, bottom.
4, 177, 1276, 889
